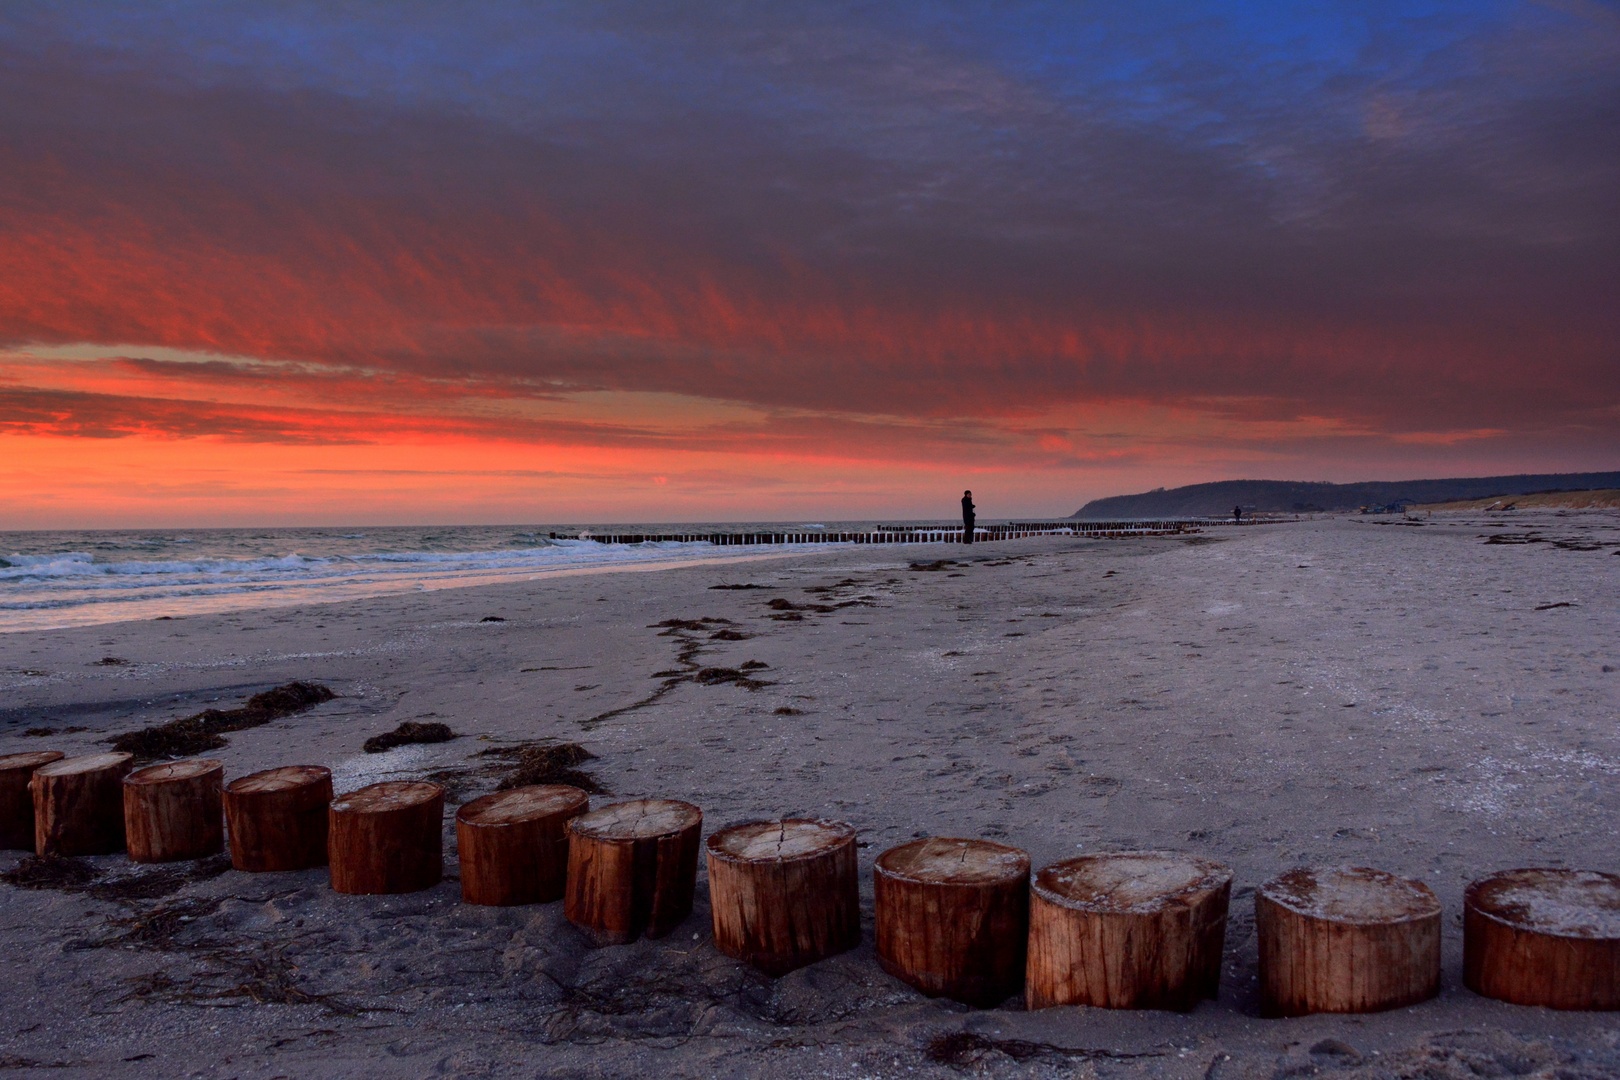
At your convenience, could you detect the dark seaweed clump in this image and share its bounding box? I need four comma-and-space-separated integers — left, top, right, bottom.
2, 854, 231, 902
490, 742, 603, 793
362, 720, 457, 753
109, 682, 335, 762
423, 741, 604, 798
694, 664, 771, 689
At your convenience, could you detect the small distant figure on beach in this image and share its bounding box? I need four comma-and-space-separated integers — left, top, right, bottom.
1233, 505, 1242, 525
962, 490, 976, 545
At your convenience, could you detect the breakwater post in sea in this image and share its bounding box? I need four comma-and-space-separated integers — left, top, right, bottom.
558, 517, 1293, 547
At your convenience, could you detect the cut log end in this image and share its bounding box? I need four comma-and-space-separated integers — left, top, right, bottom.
1262, 866, 1441, 924
571, 798, 700, 840
328, 781, 445, 895
565, 798, 702, 944
1034, 851, 1232, 914
35, 752, 133, 779
224, 765, 333, 873
125, 758, 223, 787
0, 751, 68, 772
707, 818, 861, 976
1257, 865, 1441, 1017
458, 784, 588, 827
875, 837, 1029, 1006
708, 817, 854, 862
456, 784, 588, 906
0, 751, 65, 851
123, 757, 225, 863
876, 835, 1029, 885
1465, 868, 1620, 1010
228, 764, 331, 796
1027, 851, 1232, 1011
330, 780, 443, 816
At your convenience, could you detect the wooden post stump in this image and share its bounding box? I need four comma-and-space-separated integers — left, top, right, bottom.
224, 765, 333, 872
707, 819, 861, 976
1257, 866, 1440, 1017
0, 751, 64, 851
328, 781, 445, 895
875, 836, 1029, 1006
457, 784, 588, 906
123, 759, 225, 863
32, 752, 133, 856
565, 799, 702, 945
1027, 851, 1231, 1011
1464, 868, 1620, 1010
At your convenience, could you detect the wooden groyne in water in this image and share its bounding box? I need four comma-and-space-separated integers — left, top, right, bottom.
553, 519, 1263, 546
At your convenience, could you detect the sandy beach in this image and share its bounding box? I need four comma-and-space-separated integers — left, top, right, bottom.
2, 511, 1617, 1079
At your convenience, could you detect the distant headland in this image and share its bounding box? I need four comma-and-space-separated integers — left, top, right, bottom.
1072, 471, 1620, 518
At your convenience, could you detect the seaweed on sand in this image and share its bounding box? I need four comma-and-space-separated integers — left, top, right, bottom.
424, 740, 605, 797
110, 682, 335, 761
487, 742, 603, 792
3, 854, 232, 902
924, 1032, 1169, 1067
362, 720, 457, 753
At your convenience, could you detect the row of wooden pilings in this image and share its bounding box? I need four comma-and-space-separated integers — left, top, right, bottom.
558, 520, 1211, 546
4, 752, 1615, 1013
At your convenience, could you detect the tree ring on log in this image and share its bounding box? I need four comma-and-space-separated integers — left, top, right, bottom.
456, 784, 588, 906
707, 817, 855, 862
125, 758, 223, 787
458, 785, 588, 827
224, 765, 332, 872
330, 780, 443, 817
35, 752, 133, 779
1027, 851, 1231, 1011
706, 818, 861, 976
32, 752, 134, 856
328, 781, 445, 895
875, 836, 1029, 1006
571, 798, 702, 840
229, 764, 330, 796
565, 798, 702, 944
123, 758, 225, 863
1464, 868, 1620, 1010
1257, 865, 1441, 1017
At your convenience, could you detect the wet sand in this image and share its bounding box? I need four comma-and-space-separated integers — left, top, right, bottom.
2, 511, 1617, 1079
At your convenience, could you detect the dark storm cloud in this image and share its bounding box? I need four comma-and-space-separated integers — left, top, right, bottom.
0, 1, 1615, 447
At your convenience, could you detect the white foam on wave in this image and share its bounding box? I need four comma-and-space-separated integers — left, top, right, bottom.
0, 536, 829, 631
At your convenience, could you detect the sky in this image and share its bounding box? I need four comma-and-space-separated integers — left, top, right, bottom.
1, 1, 1616, 527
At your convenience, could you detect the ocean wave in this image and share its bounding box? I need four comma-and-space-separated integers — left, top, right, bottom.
0, 527, 849, 630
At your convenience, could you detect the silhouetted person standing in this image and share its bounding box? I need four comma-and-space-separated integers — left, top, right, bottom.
962, 490, 976, 544
1233, 505, 1242, 524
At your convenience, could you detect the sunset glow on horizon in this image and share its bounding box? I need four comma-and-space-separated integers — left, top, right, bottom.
2, 3, 1616, 528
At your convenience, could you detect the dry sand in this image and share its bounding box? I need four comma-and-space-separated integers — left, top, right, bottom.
2, 511, 1618, 1079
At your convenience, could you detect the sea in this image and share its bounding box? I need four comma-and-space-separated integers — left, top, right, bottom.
0, 522, 960, 632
